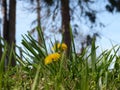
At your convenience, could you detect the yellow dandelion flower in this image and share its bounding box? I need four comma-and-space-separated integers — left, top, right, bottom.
52, 43, 60, 51
52, 53, 60, 61
44, 53, 60, 65
52, 43, 67, 51
61, 43, 67, 50
44, 56, 53, 65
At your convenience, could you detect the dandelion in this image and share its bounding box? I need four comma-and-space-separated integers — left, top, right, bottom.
44, 53, 60, 65
52, 43, 67, 51
61, 43, 67, 50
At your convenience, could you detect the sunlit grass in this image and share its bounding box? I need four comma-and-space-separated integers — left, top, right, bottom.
0, 27, 120, 90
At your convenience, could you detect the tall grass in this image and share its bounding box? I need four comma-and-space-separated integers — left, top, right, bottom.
0, 27, 120, 90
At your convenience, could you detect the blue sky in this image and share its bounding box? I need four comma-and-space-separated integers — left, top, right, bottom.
97, 12, 120, 50
1, 1, 119, 53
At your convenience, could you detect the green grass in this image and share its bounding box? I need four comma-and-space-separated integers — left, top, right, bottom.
0, 27, 120, 90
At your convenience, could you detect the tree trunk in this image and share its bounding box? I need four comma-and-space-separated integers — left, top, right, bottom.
8, 0, 16, 66
2, 0, 9, 42
2, 0, 16, 67
36, 0, 42, 44
0, 30, 2, 60
61, 0, 71, 56
2, 0, 9, 62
